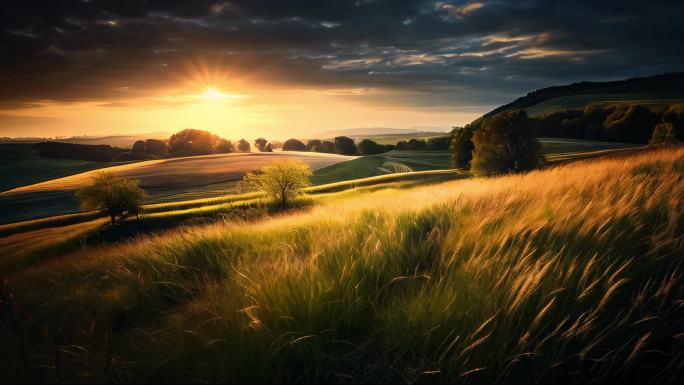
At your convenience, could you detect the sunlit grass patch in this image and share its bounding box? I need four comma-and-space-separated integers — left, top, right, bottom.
1, 146, 683, 383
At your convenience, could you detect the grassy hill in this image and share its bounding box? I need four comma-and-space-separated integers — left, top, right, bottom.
0, 143, 132, 192
484, 72, 684, 118
0, 139, 638, 224
0, 146, 682, 383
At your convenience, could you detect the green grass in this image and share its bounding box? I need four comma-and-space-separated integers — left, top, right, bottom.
312, 150, 453, 184
313, 139, 638, 185
1, 146, 682, 383
0, 139, 639, 225
525, 91, 684, 116
0, 144, 121, 192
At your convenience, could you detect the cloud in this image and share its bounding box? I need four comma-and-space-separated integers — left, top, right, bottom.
0, 0, 683, 110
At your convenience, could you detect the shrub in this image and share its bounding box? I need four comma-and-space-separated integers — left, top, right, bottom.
471, 110, 542, 176
450, 126, 474, 168
76, 172, 146, 225
282, 139, 306, 151
240, 160, 312, 209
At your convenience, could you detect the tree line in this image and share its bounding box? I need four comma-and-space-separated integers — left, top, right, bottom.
450, 103, 683, 176
533, 103, 683, 144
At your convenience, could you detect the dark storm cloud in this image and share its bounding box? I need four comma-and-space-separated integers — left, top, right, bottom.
1, 0, 683, 107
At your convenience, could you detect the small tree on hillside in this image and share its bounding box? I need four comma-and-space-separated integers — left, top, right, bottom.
77, 172, 146, 225
450, 125, 474, 168
241, 160, 312, 209
237, 139, 251, 152
471, 110, 542, 176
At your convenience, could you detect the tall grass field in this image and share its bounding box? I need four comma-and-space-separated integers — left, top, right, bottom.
1, 146, 683, 383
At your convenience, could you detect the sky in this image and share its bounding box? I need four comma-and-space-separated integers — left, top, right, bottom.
1, 0, 683, 140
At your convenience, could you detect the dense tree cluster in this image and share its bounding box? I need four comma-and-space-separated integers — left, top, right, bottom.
534, 103, 683, 143
395, 137, 451, 151
36, 141, 126, 162
471, 110, 542, 176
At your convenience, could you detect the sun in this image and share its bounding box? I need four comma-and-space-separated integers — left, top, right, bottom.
202, 87, 224, 100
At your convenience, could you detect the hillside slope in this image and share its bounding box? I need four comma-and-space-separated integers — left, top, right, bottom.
485, 72, 684, 118
2, 146, 683, 383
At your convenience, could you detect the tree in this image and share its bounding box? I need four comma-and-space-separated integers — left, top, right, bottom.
132, 140, 146, 153
168, 129, 219, 154
306, 139, 321, 151
315, 140, 334, 153
237, 139, 251, 152
450, 125, 474, 168
282, 138, 306, 151
662, 104, 684, 140
471, 110, 542, 176
358, 139, 383, 155
76, 172, 146, 225
214, 138, 235, 153
241, 160, 312, 209
145, 139, 168, 155
254, 138, 269, 152
264, 143, 274, 152
406, 138, 427, 150
603, 105, 658, 143
396, 141, 408, 150
334, 136, 357, 155
427, 136, 451, 151
650, 122, 677, 144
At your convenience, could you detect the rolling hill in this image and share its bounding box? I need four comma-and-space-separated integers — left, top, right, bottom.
483, 72, 684, 118
1, 146, 681, 383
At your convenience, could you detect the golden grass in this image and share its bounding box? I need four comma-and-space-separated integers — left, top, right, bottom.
1, 146, 683, 383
